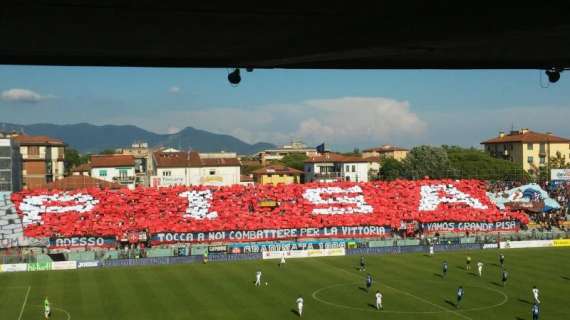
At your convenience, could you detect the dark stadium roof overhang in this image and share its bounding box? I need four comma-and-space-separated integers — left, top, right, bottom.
1, 1, 570, 69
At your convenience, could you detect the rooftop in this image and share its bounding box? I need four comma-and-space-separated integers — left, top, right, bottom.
46, 175, 123, 190
201, 157, 241, 167
153, 151, 200, 168
154, 151, 240, 168
305, 153, 368, 164
90, 154, 135, 168
363, 145, 408, 153
481, 129, 570, 144
13, 135, 65, 146
71, 163, 91, 172
252, 165, 303, 175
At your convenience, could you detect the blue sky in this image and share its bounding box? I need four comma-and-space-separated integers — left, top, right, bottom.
1, 65, 570, 151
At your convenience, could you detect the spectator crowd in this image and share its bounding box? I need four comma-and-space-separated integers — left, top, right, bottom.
11, 180, 528, 240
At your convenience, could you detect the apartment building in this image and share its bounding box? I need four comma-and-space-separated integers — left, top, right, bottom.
481, 129, 570, 174
0, 136, 22, 192
13, 135, 65, 189
304, 152, 370, 183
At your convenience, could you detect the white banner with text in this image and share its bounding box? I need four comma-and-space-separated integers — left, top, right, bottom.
262, 247, 346, 260
499, 240, 553, 249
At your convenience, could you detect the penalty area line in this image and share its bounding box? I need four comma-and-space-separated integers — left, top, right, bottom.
17, 286, 31, 320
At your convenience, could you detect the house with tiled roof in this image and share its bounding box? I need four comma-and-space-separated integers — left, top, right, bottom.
240, 174, 255, 186
12, 134, 65, 189
252, 164, 303, 185
90, 154, 136, 189
151, 151, 241, 187
115, 142, 153, 187
304, 152, 370, 183
46, 175, 124, 190
481, 129, 570, 174
362, 156, 382, 177
362, 144, 408, 160
71, 163, 91, 176
256, 141, 319, 165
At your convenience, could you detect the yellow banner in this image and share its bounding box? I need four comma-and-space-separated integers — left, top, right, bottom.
200, 176, 223, 183
258, 200, 277, 207
553, 239, 570, 247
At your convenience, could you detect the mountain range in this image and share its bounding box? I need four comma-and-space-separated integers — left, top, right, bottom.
0, 122, 276, 155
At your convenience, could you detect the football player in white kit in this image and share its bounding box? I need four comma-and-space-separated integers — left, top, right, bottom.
44, 297, 51, 319
255, 270, 262, 287
296, 295, 304, 317
279, 254, 286, 267
375, 290, 383, 310
532, 285, 540, 304
477, 261, 484, 277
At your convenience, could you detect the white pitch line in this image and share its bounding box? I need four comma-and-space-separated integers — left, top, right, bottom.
17, 286, 31, 320
382, 282, 473, 320
329, 263, 473, 320
312, 281, 507, 314
31, 305, 72, 320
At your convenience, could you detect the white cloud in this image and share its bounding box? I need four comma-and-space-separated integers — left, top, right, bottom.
298, 97, 427, 147
168, 86, 181, 94
211, 97, 427, 148
167, 126, 180, 134
132, 100, 569, 150
1, 88, 53, 103
110, 96, 427, 149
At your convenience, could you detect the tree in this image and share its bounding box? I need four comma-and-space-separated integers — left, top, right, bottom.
401, 145, 451, 179
379, 157, 404, 181
446, 146, 530, 181
64, 148, 89, 175
241, 164, 263, 175
279, 153, 308, 171
535, 151, 570, 182
99, 149, 116, 155
341, 148, 361, 157
549, 151, 570, 169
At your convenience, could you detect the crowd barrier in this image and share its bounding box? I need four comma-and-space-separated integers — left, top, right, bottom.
368, 240, 395, 248
434, 243, 482, 252
103, 255, 201, 267
208, 253, 262, 262
102, 252, 262, 267
346, 245, 427, 256
347, 242, 495, 256
2, 238, 569, 273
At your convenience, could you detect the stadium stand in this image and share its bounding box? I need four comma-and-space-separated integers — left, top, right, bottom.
9, 180, 529, 243
0, 192, 47, 248
487, 181, 569, 231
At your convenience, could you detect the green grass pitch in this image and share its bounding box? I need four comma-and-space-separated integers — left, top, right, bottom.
1, 247, 569, 320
